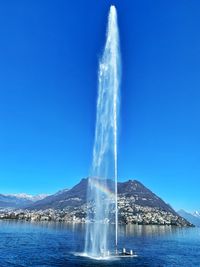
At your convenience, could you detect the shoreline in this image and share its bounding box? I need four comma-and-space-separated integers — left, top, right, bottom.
0, 208, 194, 227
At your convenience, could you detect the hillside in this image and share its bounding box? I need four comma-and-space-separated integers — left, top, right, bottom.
0, 178, 192, 226
18, 178, 191, 226
27, 178, 173, 212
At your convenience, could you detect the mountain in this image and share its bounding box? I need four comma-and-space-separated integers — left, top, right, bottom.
0, 193, 48, 208
178, 210, 200, 226
6, 193, 49, 202
27, 179, 176, 213
26, 179, 87, 210
193, 211, 200, 218
22, 178, 191, 226
0, 179, 192, 226
117, 180, 176, 214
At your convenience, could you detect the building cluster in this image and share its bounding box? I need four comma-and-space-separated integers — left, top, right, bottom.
0, 194, 192, 227
0, 208, 85, 223
117, 196, 191, 226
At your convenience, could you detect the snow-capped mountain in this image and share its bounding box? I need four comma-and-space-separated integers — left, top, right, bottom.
5, 193, 49, 201
178, 209, 200, 226
54, 189, 69, 196
0, 193, 48, 208
193, 211, 200, 218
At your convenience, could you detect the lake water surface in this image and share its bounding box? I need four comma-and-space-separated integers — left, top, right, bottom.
0, 220, 199, 266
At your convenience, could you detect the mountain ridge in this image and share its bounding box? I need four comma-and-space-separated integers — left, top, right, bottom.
0, 193, 48, 208
0, 178, 193, 227
20, 178, 192, 226
178, 209, 200, 226
26, 178, 174, 212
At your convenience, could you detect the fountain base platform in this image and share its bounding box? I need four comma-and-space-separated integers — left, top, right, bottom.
76, 248, 137, 260
111, 248, 137, 258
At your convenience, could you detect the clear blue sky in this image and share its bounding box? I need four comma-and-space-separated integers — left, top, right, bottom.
0, 0, 200, 212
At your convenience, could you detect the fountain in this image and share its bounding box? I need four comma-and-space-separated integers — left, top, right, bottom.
84, 5, 136, 259
84, 5, 120, 258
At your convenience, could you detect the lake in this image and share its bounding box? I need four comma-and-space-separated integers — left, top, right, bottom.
0, 220, 199, 266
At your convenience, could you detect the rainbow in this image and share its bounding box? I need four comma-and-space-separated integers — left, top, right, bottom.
89, 178, 115, 200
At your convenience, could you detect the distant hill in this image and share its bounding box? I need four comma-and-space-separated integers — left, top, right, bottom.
178, 210, 200, 226
118, 180, 176, 214
0, 194, 48, 209
26, 178, 87, 210
27, 178, 173, 212
193, 211, 200, 218
23, 178, 191, 226
0, 179, 192, 226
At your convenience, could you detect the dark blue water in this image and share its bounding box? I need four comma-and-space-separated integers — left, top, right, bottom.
0, 220, 199, 267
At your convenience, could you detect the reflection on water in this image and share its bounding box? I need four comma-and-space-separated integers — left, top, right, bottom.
0, 220, 199, 267
119, 224, 175, 237
0, 219, 86, 232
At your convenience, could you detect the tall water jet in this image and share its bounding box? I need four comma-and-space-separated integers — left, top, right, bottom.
85, 5, 121, 258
